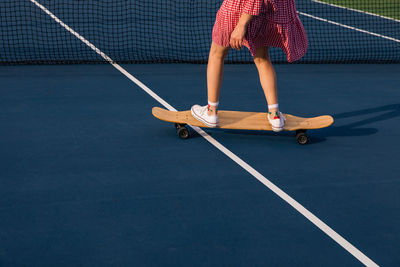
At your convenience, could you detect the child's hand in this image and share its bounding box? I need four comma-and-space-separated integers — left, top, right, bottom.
230, 24, 247, 50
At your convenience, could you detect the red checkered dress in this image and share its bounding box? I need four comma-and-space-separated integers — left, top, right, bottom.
212, 0, 308, 62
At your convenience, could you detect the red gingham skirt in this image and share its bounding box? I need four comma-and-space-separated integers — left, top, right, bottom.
212, 0, 308, 62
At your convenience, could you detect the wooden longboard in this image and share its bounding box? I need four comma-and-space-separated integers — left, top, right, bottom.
152, 107, 334, 144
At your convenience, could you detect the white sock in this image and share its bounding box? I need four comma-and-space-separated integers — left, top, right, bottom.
208, 100, 219, 113
268, 103, 279, 111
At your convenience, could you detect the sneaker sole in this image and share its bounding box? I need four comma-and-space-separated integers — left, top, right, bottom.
272, 127, 284, 132
191, 108, 218, 127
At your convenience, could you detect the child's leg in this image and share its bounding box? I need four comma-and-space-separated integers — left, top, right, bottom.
253, 47, 285, 131
253, 47, 279, 114
207, 42, 230, 115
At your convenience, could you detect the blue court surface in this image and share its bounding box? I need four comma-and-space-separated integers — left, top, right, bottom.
1, 63, 399, 266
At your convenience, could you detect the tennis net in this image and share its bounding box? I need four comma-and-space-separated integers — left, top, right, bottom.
1, 0, 399, 64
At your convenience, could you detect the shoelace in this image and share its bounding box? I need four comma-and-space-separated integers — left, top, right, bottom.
199, 105, 208, 116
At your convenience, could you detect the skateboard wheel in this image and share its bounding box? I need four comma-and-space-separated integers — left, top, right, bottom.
177, 126, 190, 139
296, 130, 308, 145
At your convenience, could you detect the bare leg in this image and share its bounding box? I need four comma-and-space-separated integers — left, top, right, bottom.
207, 42, 230, 115
253, 47, 279, 114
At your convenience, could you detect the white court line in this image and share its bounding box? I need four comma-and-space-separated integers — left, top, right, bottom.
298, 11, 400, 43
29, 0, 379, 266
311, 0, 400, 23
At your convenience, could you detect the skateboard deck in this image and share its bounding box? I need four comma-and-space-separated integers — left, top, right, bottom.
152, 107, 334, 144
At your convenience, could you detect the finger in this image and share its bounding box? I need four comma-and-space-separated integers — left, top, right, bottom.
233, 38, 240, 50
230, 39, 235, 49
231, 41, 236, 50
236, 40, 241, 50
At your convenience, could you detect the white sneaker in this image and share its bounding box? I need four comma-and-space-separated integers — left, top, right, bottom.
268, 111, 286, 132
191, 104, 218, 127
